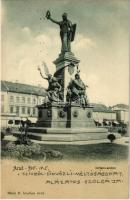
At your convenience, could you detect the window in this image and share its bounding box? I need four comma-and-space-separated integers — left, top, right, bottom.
33, 98, 36, 104
16, 106, 19, 114
16, 96, 20, 103
38, 110, 42, 118
1, 105, 4, 113
38, 99, 41, 105
22, 97, 25, 103
8, 120, 13, 124
10, 106, 14, 113
15, 120, 20, 125
27, 107, 31, 115
22, 107, 25, 114
27, 97, 31, 104
40, 98, 43, 104
10, 96, 14, 102
1, 95, 4, 101
33, 108, 36, 116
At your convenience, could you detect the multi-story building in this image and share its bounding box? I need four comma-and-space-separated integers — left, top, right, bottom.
112, 104, 129, 124
91, 103, 117, 126
1, 80, 46, 127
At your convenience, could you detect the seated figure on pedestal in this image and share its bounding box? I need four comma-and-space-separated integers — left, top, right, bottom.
67, 72, 88, 107
38, 62, 63, 103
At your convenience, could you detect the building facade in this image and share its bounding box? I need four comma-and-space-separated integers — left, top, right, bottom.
1, 80, 46, 127
91, 103, 117, 126
112, 104, 129, 124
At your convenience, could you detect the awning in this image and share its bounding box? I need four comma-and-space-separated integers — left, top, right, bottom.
113, 121, 119, 124
98, 120, 103, 123
21, 117, 27, 121
104, 121, 109, 125
28, 117, 37, 123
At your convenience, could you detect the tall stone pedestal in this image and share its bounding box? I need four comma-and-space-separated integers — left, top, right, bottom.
26, 103, 108, 142
26, 52, 109, 143
13, 101, 110, 143
36, 103, 95, 128
54, 52, 80, 101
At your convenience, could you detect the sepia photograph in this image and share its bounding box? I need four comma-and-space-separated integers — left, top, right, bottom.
1, 0, 129, 199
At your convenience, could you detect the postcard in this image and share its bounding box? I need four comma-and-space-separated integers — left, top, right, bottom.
1, 0, 129, 199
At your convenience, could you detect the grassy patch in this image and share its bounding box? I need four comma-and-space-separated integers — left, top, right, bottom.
40, 142, 128, 161
1, 140, 128, 161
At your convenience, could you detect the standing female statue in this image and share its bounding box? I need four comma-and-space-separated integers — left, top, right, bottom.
46, 11, 76, 53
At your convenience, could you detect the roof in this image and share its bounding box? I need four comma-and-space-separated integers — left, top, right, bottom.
112, 104, 129, 110
1, 80, 47, 96
91, 103, 115, 113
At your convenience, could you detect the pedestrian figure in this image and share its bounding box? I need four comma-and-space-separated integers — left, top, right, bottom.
24, 118, 31, 139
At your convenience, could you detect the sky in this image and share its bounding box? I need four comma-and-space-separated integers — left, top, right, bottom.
1, 0, 129, 106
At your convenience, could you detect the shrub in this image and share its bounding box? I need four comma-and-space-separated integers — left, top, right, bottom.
1, 142, 19, 159
5, 142, 16, 152
15, 135, 32, 145
30, 143, 41, 155
6, 128, 12, 133
1, 141, 63, 161
45, 149, 63, 160
107, 134, 116, 143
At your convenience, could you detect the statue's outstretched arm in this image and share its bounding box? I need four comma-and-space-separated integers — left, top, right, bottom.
40, 72, 48, 80
38, 67, 48, 80
49, 17, 60, 25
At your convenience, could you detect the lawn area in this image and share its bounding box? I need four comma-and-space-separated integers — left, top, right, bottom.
40, 142, 128, 161
1, 137, 128, 161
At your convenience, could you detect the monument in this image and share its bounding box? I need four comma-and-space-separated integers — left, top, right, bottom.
27, 11, 109, 142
